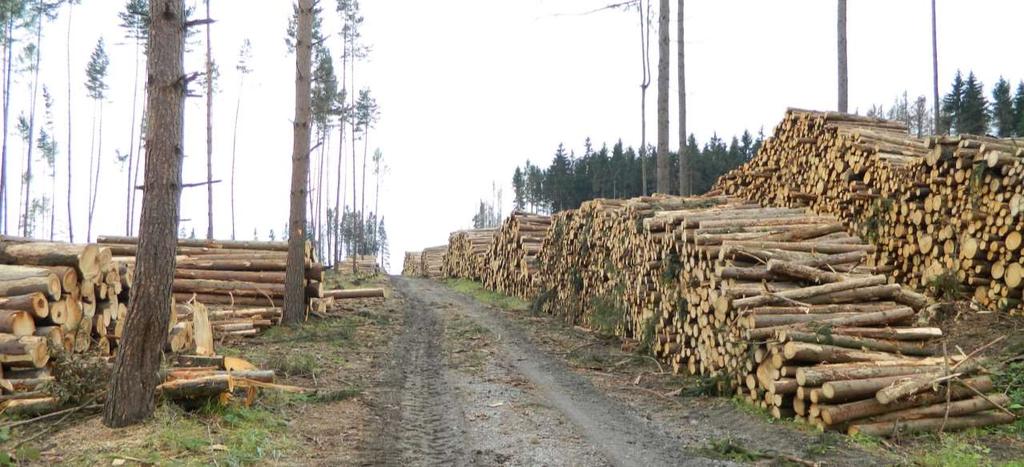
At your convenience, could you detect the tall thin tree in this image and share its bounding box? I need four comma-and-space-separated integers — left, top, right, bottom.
84, 37, 109, 242
283, 0, 314, 325
1, 2, 26, 234
38, 86, 56, 239
931, 0, 940, 134
103, 0, 186, 428
64, 0, 78, 241
637, 0, 651, 196
837, 0, 848, 113
204, 0, 214, 239
655, 0, 669, 194
119, 0, 149, 236
676, 0, 688, 195
230, 38, 251, 240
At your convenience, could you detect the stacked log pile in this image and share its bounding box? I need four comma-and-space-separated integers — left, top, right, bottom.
337, 255, 381, 276
481, 213, 552, 299
420, 245, 447, 279
496, 196, 1015, 434
402, 251, 423, 276
713, 109, 1024, 313
97, 236, 324, 311
442, 228, 497, 280
0, 240, 126, 359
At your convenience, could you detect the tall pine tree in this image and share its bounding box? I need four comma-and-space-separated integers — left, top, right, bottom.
991, 77, 1014, 137
1013, 81, 1024, 137
940, 71, 964, 135
959, 72, 988, 135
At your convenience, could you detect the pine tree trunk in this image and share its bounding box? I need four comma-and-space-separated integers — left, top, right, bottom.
676, 0, 688, 195
837, 0, 848, 113
103, 0, 186, 428
125, 37, 140, 236
655, 0, 670, 195
65, 4, 74, 242
638, 0, 651, 197
230, 76, 242, 241
205, 0, 214, 240
282, 0, 314, 325
87, 102, 104, 242
360, 129, 368, 255
930, 0, 940, 134
350, 36, 358, 272
129, 103, 146, 236
335, 50, 348, 267
22, 15, 43, 237
2, 18, 13, 235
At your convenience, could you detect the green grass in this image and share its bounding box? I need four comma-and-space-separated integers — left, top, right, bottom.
445, 279, 528, 311
260, 315, 357, 345
65, 402, 294, 466
262, 353, 320, 378
916, 436, 992, 467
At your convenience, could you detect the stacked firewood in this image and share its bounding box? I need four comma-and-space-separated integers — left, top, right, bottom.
714, 109, 1024, 314
98, 236, 324, 310
402, 251, 423, 277
442, 228, 497, 280
337, 255, 381, 276
493, 195, 1016, 435
420, 245, 447, 279
481, 213, 551, 299
0, 240, 127, 360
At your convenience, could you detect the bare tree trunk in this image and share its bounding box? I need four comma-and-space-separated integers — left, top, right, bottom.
1, 18, 14, 235
87, 102, 104, 242
638, 0, 651, 196
230, 75, 242, 240
677, 0, 688, 196
360, 128, 368, 255
282, 0, 314, 325
335, 47, 348, 267
129, 103, 146, 235
22, 15, 42, 237
205, 0, 214, 239
655, 0, 669, 195
931, 0, 940, 134
65, 4, 74, 242
103, 0, 186, 428
125, 36, 140, 236
350, 36, 357, 273
837, 0, 848, 113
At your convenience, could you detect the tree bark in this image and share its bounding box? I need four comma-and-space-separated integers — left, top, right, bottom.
655, 0, 670, 194
283, 0, 315, 325
103, 0, 186, 428
676, 0, 688, 195
837, 0, 848, 113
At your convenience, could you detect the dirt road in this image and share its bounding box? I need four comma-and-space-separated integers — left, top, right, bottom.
359, 276, 728, 466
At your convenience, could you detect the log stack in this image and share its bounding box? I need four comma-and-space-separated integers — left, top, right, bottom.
442, 228, 498, 280
470, 194, 1015, 435
337, 255, 381, 276
420, 245, 447, 279
0, 240, 125, 359
481, 213, 551, 299
713, 109, 1024, 314
402, 251, 423, 277
97, 236, 324, 310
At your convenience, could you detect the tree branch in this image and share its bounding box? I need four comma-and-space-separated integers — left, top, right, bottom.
136, 180, 223, 190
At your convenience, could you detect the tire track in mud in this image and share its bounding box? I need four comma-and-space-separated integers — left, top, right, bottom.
358, 279, 467, 466
400, 277, 726, 467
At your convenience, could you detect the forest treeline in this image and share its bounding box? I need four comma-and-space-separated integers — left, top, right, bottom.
510, 131, 762, 214
867, 71, 1024, 138
508, 70, 1024, 217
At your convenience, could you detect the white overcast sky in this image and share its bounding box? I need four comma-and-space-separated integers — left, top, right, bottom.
4, 0, 1022, 269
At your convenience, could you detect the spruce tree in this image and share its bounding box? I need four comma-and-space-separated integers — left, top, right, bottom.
991, 77, 1014, 137
511, 167, 525, 211
959, 72, 988, 135
940, 70, 964, 135
1013, 81, 1024, 137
